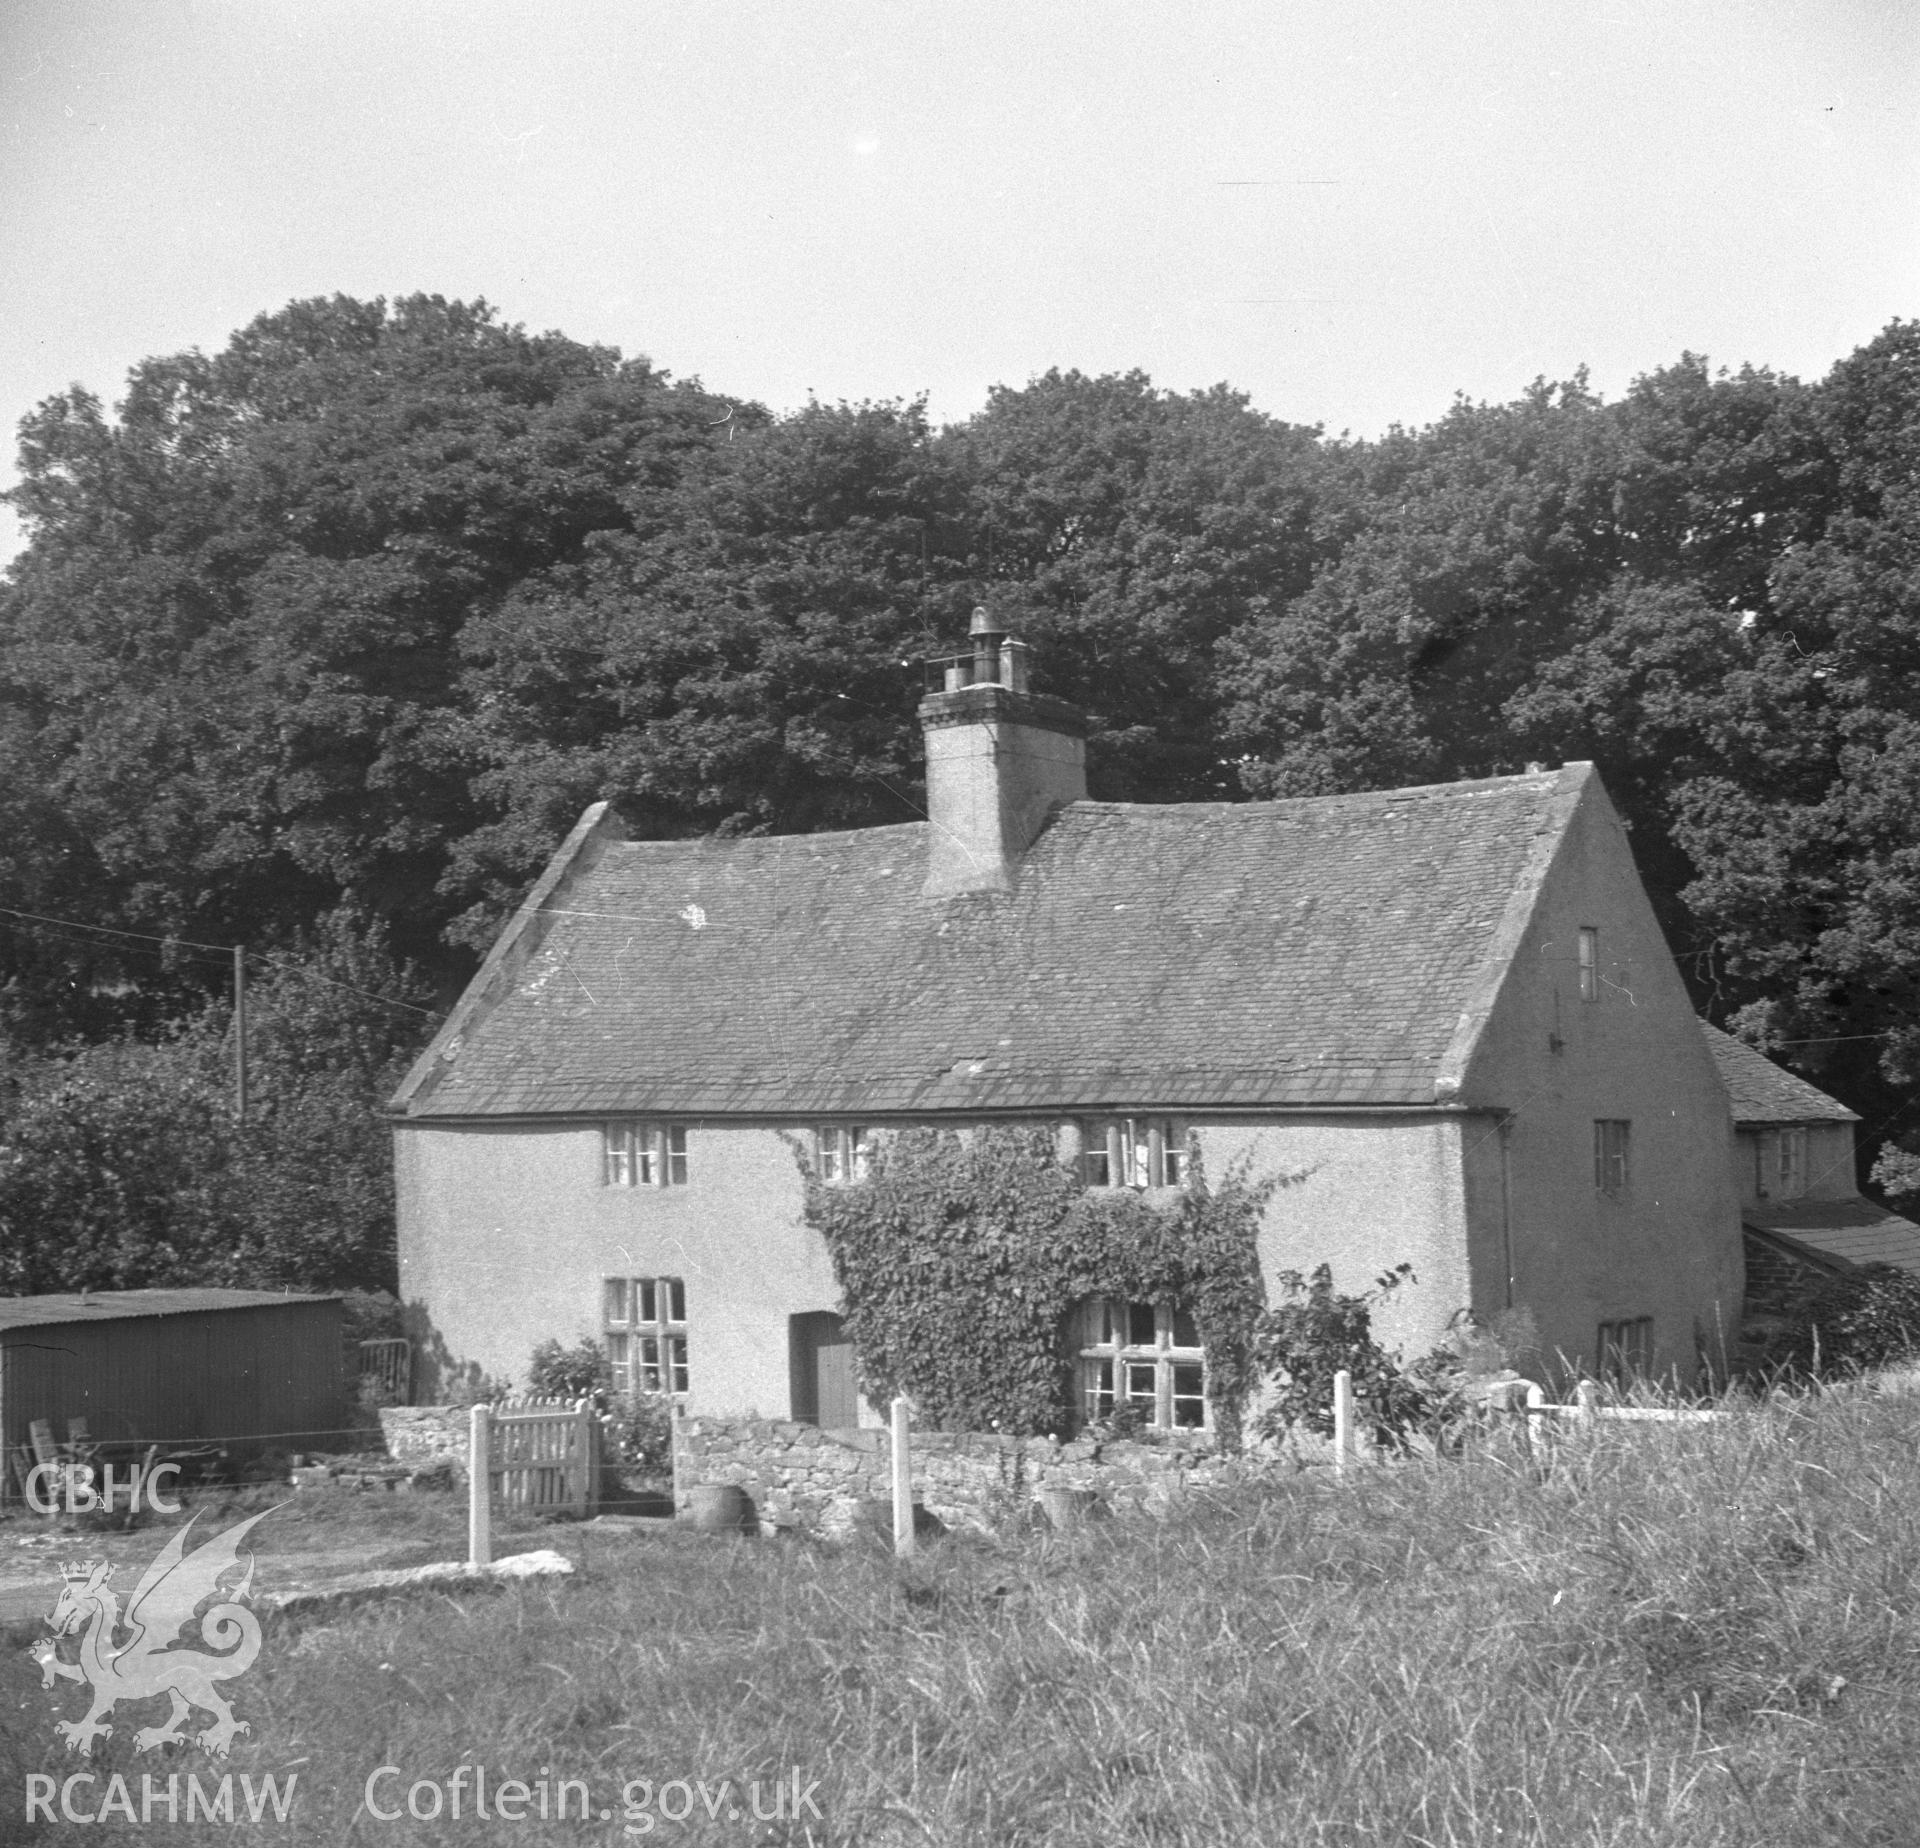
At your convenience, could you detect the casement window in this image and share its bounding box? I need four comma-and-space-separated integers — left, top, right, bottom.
604, 1122, 688, 1188
1757, 1127, 1807, 1200
1577, 927, 1600, 1002
1080, 1119, 1187, 1190
1593, 1119, 1631, 1197
604, 1277, 688, 1396
1596, 1316, 1653, 1386
816, 1126, 872, 1184
1074, 1298, 1206, 1430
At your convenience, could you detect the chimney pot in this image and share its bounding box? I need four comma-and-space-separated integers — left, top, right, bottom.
919, 625, 1086, 896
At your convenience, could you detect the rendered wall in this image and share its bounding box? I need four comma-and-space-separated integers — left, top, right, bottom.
1451, 779, 1745, 1381
398, 1114, 1481, 1419
1193, 1117, 1477, 1362
394, 1120, 841, 1417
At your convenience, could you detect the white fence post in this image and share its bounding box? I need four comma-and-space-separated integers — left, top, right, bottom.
891, 1395, 914, 1557
1575, 1379, 1599, 1424
468, 1404, 491, 1568
1524, 1382, 1547, 1456
1332, 1369, 1353, 1477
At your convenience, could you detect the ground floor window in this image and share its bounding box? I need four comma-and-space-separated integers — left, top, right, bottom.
604, 1276, 688, 1395
1073, 1297, 1206, 1429
1596, 1315, 1653, 1386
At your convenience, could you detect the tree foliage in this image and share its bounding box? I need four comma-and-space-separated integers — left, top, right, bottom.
10, 297, 1920, 1296
0, 915, 429, 1294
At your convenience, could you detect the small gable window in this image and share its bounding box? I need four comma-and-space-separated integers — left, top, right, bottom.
1577, 926, 1600, 1002
604, 1123, 688, 1188
1074, 1298, 1206, 1430
1593, 1119, 1630, 1197
1081, 1119, 1187, 1190
1757, 1127, 1807, 1200
1596, 1315, 1653, 1386
604, 1276, 688, 1395
816, 1127, 872, 1184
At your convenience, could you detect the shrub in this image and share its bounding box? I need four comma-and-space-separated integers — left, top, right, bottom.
1255, 1262, 1448, 1452
527, 1336, 611, 1402
1793, 1263, 1920, 1377
605, 1393, 674, 1475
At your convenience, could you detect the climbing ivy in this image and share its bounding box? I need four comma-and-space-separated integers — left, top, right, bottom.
801, 1126, 1273, 1446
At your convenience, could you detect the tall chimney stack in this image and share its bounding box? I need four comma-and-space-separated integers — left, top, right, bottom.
919, 610, 1087, 897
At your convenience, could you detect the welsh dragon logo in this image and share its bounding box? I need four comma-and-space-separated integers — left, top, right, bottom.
31, 1509, 272, 1758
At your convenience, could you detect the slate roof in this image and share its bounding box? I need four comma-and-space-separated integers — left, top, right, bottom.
1742, 1200, 1920, 1274
397, 767, 1583, 1120
0, 1289, 336, 1333
1700, 1022, 1858, 1124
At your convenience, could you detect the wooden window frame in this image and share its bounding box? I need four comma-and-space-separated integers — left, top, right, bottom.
1577, 926, 1600, 1002
815, 1126, 872, 1185
1593, 1119, 1630, 1197
1074, 1297, 1206, 1431
1080, 1118, 1187, 1190
1757, 1126, 1807, 1200
604, 1276, 689, 1397
1596, 1315, 1653, 1386
603, 1122, 689, 1189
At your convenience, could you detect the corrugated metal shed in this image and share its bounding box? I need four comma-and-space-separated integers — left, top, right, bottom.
0, 1290, 348, 1472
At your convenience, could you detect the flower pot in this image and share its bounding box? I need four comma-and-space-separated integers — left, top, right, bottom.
686, 1482, 757, 1534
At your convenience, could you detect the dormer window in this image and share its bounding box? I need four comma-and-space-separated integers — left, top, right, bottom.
1758, 1126, 1807, 1200
604, 1123, 688, 1188
1080, 1119, 1186, 1189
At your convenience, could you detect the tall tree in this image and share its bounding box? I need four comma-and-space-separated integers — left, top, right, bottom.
0, 295, 737, 1019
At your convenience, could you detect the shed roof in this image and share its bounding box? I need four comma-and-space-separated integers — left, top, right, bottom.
1700, 1022, 1859, 1124
395, 766, 1588, 1119
1743, 1199, 1920, 1274
0, 1289, 337, 1333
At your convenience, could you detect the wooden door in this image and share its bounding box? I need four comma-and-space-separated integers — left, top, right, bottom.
790, 1313, 859, 1428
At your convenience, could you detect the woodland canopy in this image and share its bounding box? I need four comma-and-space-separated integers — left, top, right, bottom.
5, 293, 1919, 1290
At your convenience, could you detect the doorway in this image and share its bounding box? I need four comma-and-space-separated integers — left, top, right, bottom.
789, 1312, 859, 1428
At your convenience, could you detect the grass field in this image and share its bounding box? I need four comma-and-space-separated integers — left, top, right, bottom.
3, 1384, 1919, 1844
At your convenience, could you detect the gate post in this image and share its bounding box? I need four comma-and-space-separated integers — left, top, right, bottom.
1332, 1369, 1354, 1477
469, 1404, 492, 1568
891, 1395, 914, 1557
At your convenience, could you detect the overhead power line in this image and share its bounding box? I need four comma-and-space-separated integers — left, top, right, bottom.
0, 905, 437, 1017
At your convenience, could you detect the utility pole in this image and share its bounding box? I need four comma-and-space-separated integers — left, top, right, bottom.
233, 945, 248, 1121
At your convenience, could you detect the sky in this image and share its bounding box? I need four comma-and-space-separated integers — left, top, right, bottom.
1, 0, 1915, 565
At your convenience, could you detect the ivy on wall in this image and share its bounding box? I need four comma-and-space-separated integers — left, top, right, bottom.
801, 1126, 1275, 1447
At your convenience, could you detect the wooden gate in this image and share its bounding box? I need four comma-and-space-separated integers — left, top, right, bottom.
488, 1397, 596, 1516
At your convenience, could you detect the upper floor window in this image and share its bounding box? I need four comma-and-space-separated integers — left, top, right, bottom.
604, 1122, 688, 1188
1073, 1297, 1206, 1430
604, 1276, 688, 1395
1577, 927, 1600, 1002
1593, 1119, 1630, 1196
1081, 1118, 1186, 1190
1757, 1126, 1807, 1200
816, 1126, 872, 1184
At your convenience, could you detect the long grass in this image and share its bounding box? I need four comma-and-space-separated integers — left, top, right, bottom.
5, 1385, 1920, 1843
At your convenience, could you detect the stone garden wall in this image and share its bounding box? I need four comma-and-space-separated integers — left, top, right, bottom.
675, 1416, 1278, 1536
379, 1405, 474, 1478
